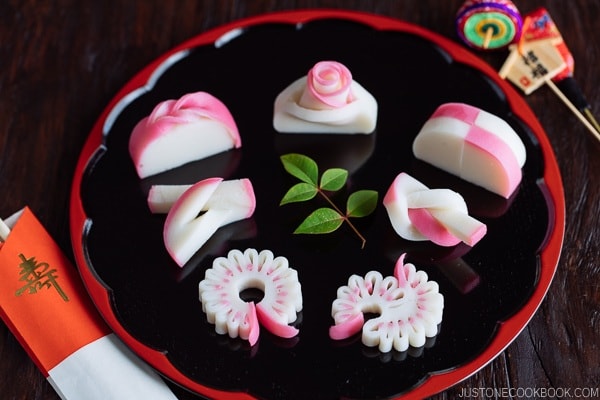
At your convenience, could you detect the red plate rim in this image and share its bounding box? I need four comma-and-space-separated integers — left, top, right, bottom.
69, 9, 565, 400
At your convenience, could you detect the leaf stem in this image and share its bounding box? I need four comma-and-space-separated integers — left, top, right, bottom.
318, 189, 367, 249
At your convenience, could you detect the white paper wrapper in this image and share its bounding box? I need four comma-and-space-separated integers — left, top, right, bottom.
0, 207, 178, 400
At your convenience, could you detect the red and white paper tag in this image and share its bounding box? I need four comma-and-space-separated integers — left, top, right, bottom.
498, 38, 566, 94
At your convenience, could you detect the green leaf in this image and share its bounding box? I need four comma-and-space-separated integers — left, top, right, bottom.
346, 190, 379, 218
278, 152, 380, 247
320, 168, 348, 191
280, 183, 318, 205
280, 153, 318, 185
294, 208, 343, 234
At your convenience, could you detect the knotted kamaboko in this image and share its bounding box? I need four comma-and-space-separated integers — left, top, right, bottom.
383, 172, 487, 247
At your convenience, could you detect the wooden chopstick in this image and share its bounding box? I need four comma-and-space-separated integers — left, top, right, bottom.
545, 79, 600, 143
0, 217, 11, 242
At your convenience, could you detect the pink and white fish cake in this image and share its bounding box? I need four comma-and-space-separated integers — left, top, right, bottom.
329, 254, 444, 353
129, 91, 241, 178
273, 61, 378, 134
198, 248, 302, 346
162, 178, 256, 267
384, 172, 487, 247
413, 102, 526, 198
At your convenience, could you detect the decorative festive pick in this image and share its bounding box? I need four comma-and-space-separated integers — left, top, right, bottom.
519, 7, 573, 82
499, 9, 600, 142
520, 7, 600, 136
498, 37, 566, 95
456, 0, 523, 50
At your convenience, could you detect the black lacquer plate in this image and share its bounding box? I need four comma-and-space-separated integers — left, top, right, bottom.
70, 10, 564, 400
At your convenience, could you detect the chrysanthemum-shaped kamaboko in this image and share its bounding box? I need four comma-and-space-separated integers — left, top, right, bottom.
198, 248, 302, 346
330, 254, 444, 353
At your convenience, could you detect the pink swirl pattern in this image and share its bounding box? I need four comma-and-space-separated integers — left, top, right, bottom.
273, 60, 378, 133
329, 254, 444, 353
300, 61, 355, 109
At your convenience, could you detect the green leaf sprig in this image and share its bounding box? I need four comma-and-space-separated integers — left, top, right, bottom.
280, 153, 378, 249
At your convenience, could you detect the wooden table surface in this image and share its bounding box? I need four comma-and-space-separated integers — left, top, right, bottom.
1, 1, 598, 399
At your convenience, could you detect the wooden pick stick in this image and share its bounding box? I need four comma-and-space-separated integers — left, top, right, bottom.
483, 27, 493, 49
583, 108, 600, 135
545, 79, 600, 143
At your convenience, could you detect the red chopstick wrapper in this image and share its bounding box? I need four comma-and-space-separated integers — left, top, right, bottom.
0, 207, 177, 400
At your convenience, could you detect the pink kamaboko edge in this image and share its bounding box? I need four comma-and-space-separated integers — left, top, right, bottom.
198, 248, 302, 346
163, 178, 256, 267
383, 172, 487, 247
273, 61, 378, 134
129, 91, 241, 178
329, 253, 444, 353
412, 102, 526, 199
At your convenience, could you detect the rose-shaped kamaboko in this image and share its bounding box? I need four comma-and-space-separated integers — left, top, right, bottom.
273, 60, 378, 134
298, 61, 355, 109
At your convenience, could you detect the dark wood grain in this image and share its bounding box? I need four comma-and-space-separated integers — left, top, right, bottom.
1, 1, 598, 399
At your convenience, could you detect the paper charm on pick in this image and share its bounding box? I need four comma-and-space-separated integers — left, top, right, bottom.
520, 7, 600, 136
498, 37, 565, 95
498, 7, 600, 141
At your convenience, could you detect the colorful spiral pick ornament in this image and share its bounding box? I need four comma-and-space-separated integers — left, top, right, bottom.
456, 0, 523, 50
